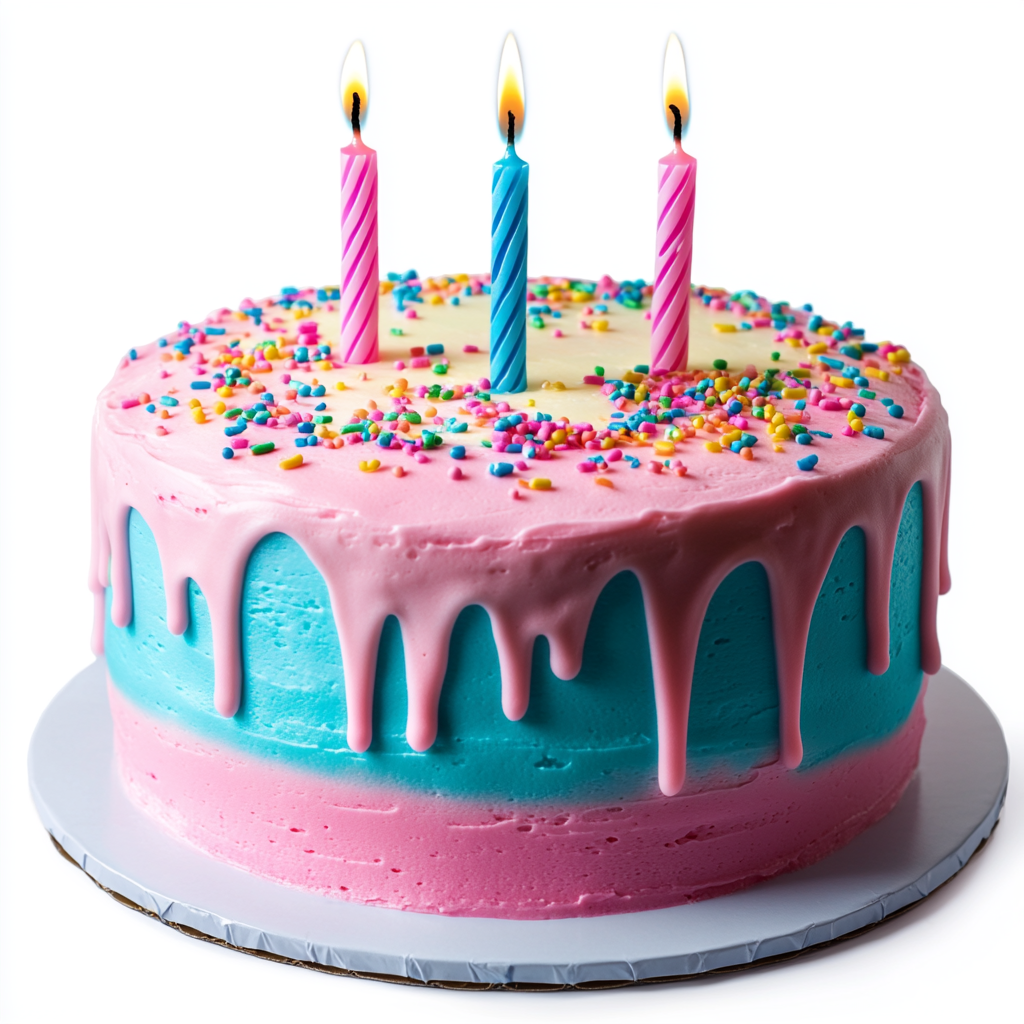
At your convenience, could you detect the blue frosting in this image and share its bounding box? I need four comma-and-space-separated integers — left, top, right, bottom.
106, 485, 925, 801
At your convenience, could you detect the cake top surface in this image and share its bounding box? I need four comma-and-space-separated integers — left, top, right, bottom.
97, 274, 929, 537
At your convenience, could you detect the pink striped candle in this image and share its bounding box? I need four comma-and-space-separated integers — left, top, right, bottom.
339, 45, 378, 365
650, 115, 696, 374
651, 34, 695, 375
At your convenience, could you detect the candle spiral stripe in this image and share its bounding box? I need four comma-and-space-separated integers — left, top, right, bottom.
339, 144, 379, 364
489, 150, 529, 394
650, 158, 696, 373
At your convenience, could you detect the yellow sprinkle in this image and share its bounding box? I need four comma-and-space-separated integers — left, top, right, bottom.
191, 408, 206, 424
713, 323, 737, 333
774, 424, 792, 441
188, 398, 201, 409
551, 429, 567, 444
529, 478, 552, 490
429, 294, 444, 305
773, 443, 785, 452
704, 441, 722, 453
622, 370, 644, 384
571, 290, 590, 302
527, 398, 535, 407
319, 360, 332, 370
863, 367, 889, 381
714, 376, 730, 392
263, 345, 280, 360
217, 386, 233, 398
214, 401, 226, 415
601, 436, 615, 449
551, 381, 566, 391
243, 354, 256, 368
786, 336, 803, 347
771, 413, 786, 426
634, 385, 648, 402
592, 319, 609, 332
764, 403, 776, 418
692, 415, 705, 428
544, 439, 555, 450
358, 459, 381, 472
392, 466, 405, 477
335, 381, 347, 391
654, 440, 676, 456
594, 477, 613, 488
279, 454, 303, 470
888, 348, 911, 363
781, 387, 807, 399
807, 342, 828, 354
850, 417, 864, 432
816, 326, 834, 335
367, 422, 381, 435
831, 377, 855, 388
721, 429, 742, 445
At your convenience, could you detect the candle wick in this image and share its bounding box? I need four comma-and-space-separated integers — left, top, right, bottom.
351, 91, 362, 139
669, 103, 682, 146
506, 110, 515, 146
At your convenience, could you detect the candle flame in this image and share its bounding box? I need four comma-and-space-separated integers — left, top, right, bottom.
662, 33, 690, 139
340, 40, 369, 132
496, 32, 525, 143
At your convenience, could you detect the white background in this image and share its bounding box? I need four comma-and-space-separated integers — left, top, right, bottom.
1, 0, 1022, 1019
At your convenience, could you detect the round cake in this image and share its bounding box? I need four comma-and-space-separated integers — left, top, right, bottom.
91, 274, 950, 919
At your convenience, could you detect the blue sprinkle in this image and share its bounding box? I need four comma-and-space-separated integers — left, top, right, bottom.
158, 339, 168, 348
888, 405, 904, 419
551, 310, 561, 319
145, 404, 155, 413
426, 343, 445, 356
297, 422, 314, 434
863, 425, 885, 439
809, 430, 833, 438
293, 437, 306, 447
488, 461, 514, 477
221, 448, 234, 459
306, 435, 318, 446
626, 456, 640, 469
450, 445, 466, 460
817, 355, 844, 370
128, 349, 138, 360
205, 327, 226, 335
881, 396, 894, 406
506, 443, 523, 453
796, 433, 813, 446
252, 402, 267, 412
159, 396, 178, 407
314, 402, 327, 411
795, 399, 806, 410
854, 377, 869, 388
851, 403, 866, 417
311, 385, 326, 397
451, 297, 460, 306
297, 385, 311, 397
224, 423, 246, 436
797, 454, 819, 471
450, 422, 468, 433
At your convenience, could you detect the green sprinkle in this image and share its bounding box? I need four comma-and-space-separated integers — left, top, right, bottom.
858, 388, 876, 400
390, 327, 404, 336
400, 411, 422, 424
441, 389, 454, 400
481, 439, 493, 448
224, 408, 243, 419
594, 365, 605, 376
530, 316, 545, 329
770, 352, 780, 361
313, 415, 333, 424
712, 358, 728, 370
432, 363, 448, 375
251, 442, 275, 455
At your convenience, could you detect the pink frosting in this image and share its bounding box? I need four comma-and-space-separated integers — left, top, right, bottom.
110, 680, 926, 919
90, 291, 951, 797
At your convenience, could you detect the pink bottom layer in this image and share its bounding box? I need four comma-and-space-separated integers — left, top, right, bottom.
109, 681, 926, 920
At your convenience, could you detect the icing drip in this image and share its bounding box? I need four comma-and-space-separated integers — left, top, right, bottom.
90, 381, 949, 795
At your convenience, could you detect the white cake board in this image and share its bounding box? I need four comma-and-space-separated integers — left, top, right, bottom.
28, 660, 1006, 989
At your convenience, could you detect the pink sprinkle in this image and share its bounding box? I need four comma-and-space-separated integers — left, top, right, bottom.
819, 399, 842, 411
576, 461, 597, 474
478, 377, 491, 390
160, 369, 170, 379
463, 344, 479, 353
605, 449, 623, 463
496, 401, 510, 412
583, 375, 604, 386
509, 488, 521, 500
415, 451, 429, 464
515, 460, 528, 471
410, 356, 431, 369
644, 311, 651, 320
842, 425, 855, 437
285, 359, 297, 370
231, 438, 249, 449
155, 425, 168, 436
405, 309, 418, 319
448, 466, 463, 480
579, 320, 590, 329
266, 417, 278, 427
647, 461, 662, 473
553, 328, 564, 338
121, 398, 140, 409
280, 373, 291, 384
808, 388, 822, 406
394, 360, 406, 370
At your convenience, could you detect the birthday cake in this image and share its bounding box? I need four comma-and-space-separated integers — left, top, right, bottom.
91, 275, 950, 919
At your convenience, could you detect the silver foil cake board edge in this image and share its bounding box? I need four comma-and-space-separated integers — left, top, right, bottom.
27, 660, 1007, 989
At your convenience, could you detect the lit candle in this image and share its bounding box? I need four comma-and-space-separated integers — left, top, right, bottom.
339, 41, 379, 364
490, 33, 528, 394
651, 34, 696, 375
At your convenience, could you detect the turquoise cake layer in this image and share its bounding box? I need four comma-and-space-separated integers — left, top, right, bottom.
105, 484, 925, 802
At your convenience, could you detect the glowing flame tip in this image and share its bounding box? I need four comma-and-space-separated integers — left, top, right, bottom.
496, 32, 525, 143
662, 32, 690, 139
340, 40, 369, 132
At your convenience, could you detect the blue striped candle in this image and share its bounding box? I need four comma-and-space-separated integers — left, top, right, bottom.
489, 129, 528, 394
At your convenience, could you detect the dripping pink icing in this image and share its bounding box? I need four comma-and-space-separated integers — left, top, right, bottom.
109, 680, 927, 919
89, 291, 951, 797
